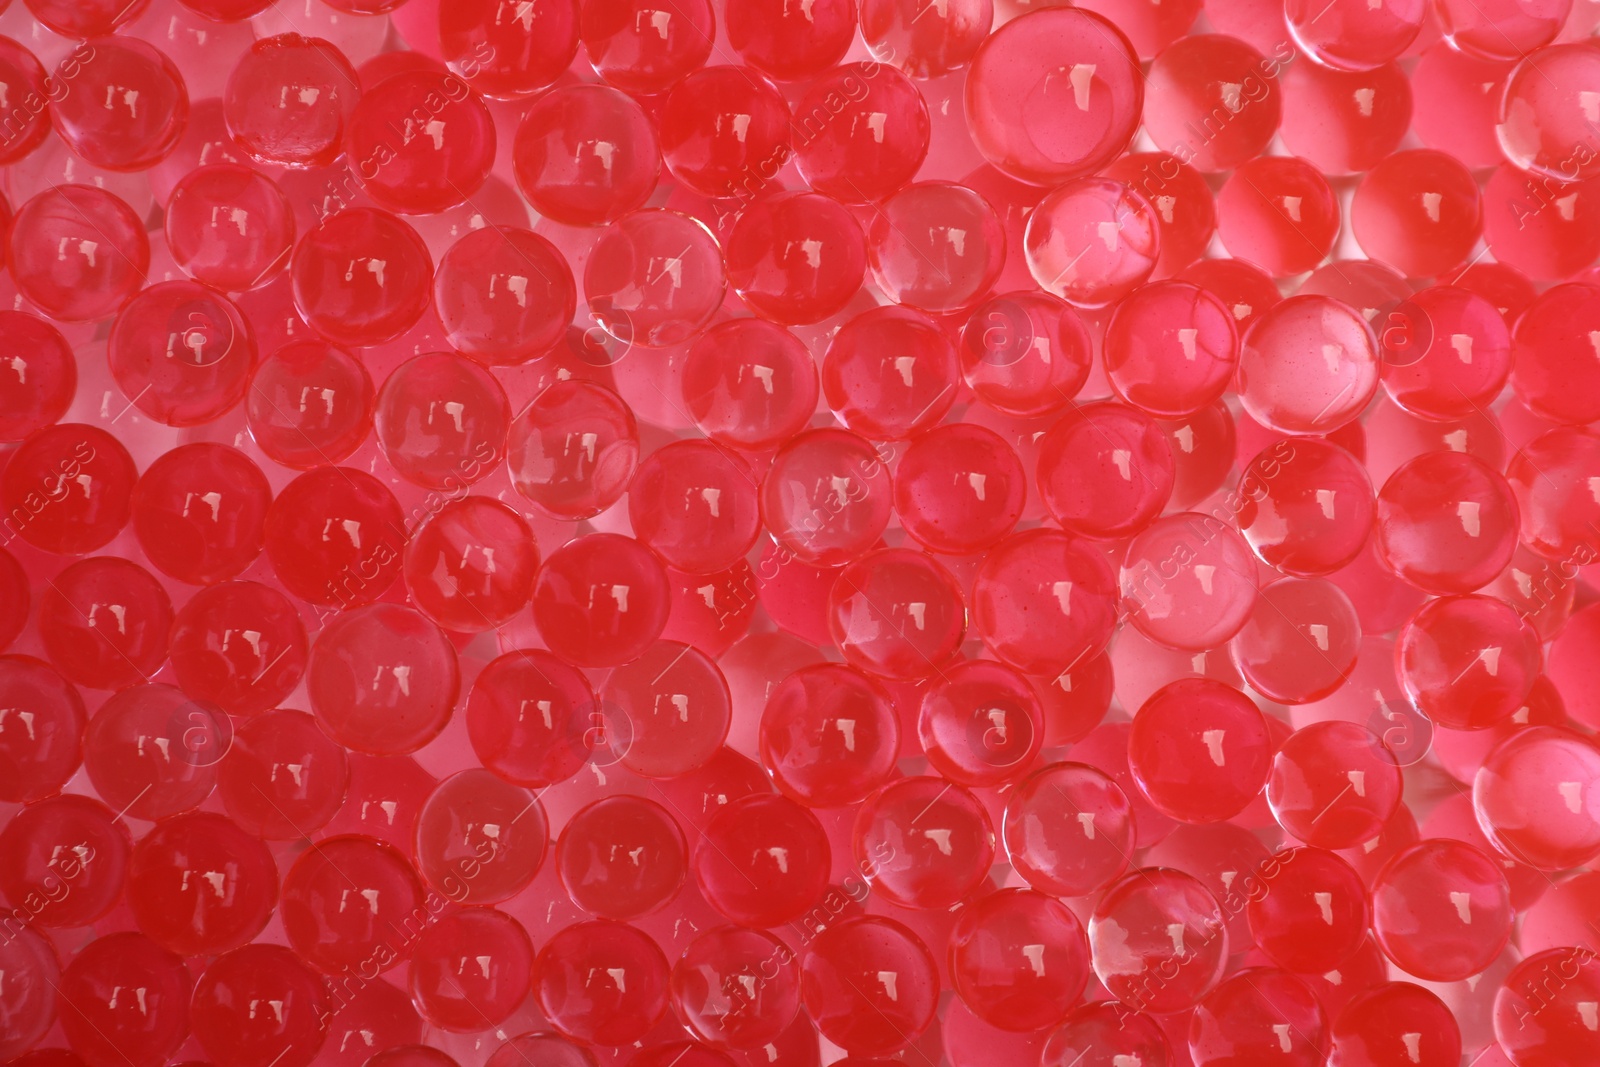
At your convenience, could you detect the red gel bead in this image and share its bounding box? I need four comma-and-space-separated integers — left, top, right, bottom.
1232, 577, 1362, 704
166, 164, 295, 292
410, 907, 534, 1031
263, 466, 406, 607
0, 312, 75, 442
509, 380, 640, 519
170, 581, 307, 715
1037, 401, 1175, 538
1374, 451, 1518, 595
346, 71, 495, 215
439, 0, 579, 97
1329, 982, 1461, 1067
893, 424, 1025, 554
1041, 1002, 1172, 1067
1498, 43, 1600, 183
50, 37, 186, 172
247, 339, 376, 469
404, 497, 537, 632
374, 351, 509, 489
1267, 720, 1402, 849
417, 768, 547, 902
292, 208, 433, 347
1371, 839, 1511, 982
958, 290, 1094, 418
309, 603, 458, 755
1025, 177, 1160, 308
109, 281, 257, 427
1181, 257, 1282, 333
725, 191, 867, 325
1090, 867, 1229, 1013
973, 528, 1117, 674
1238, 295, 1378, 434
1511, 283, 1600, 426
1190, 967, 1328, 1067
324, 753, 437, 854
309, 978, 422, 1067
949, 888, 1090, 1032
535, 920, 670, 1046
40, 557, 171, 690
801, 915, 939, 1055
1285, 0, 1425, 69
132, 444, 270, 584
225, 34, 361, 168
1104, 280, 1238, 418
659, 65, 789, 198
129, 811, 277, 955
1474, 725, 1600, 870
281, 834, 426, 975
434, 226, 574, 366
628, 441, 759, 574
1217, 157, 1339, 277
582, 0, 713, 92
0, 37, 51, 164
827, 547, 965, 679
0, 655, 84, 802
1409, 45, 1508, 170
694, 792, 829, 925
919, 659, 1043, 786
860, 0, 991, 76
484, 1034, 594, 1067
1481, 165, 1600, 282
467, 648, 598, 787
1351, 150, 1480, 278
1129, 678, 1273, 823
57, 932, 190, 1067
558, 796, 686, 919
1103, 153, 1217, 278
586, 209, 725, 347
532, 533, 671, 668
83, 684, 218, 819
1247, 846, 1370, 973
513, 85, 660, 227
603, 640, 731, 777
1381, 286, 1511, 421
672, 925, 800, 1049
1508, 427, 1600, 562
218, 708, 348, 838
868, 181, 1005, 314
854, 776, 994, 908
1237, 438, 1374, 577
965, 9, 1142, 186
1438, 0, 1567, 56
663, 561, 758, 656
760, 428, 892, 566
759, 663, 899, 807
822, 305, 958, 439
1144, 35, 1282, 172
1121, 513, 1261, 652
793, 63, 929, 204
681, 319, 817, 452
724, 0, 853, 80
1004, 761, 1133, 897
192, 944, 330, 1067
1397, 594, 1540, 731
9, 186, 149, 322
0, 794, 129, 927
1495, 948, 1600, 1065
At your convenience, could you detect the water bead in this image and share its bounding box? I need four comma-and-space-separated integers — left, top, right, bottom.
438, 0, 580, 97
345, 70, 495, 215
948, 888, 1091, 1032
433, 226, 574, 366
671, 926, 801, 1049
512, 85, 660, 227
867, 181, 1005, 314
1246, 846, 1370, 974
281, 834, 426, 975
484, 1035, 594, 1067
1495, 948, 1600, 1066
918, 659, 1043, 786
375, 352, 509, 489
1035, 402, 1174, 539
627, 441, 759, 575
264, 466, 406, 606
605, 640, 730, 776
1266, 720, 1402, 849
291, 208, 433, 347
1144, 35, 1282, 173
859, 0, 991, 77
1481, 164, 1600, 282
1507, 427, 1600, 562
585, 209, 725, 348
1238, 295, 1379, 434
1511, 283, 1600, 426
1397, 594, 1540, 732
965, 9, 1143, 186
1004, 761, 1133, 897
0, 37, 50, 164
308, 603, 459, 755
1374, 452, 1518, 595
1120, 513, 1261, 652
402, 497, 535, 630
680, 319, 817, 452
800, 915, 940, 1055
1235, 577, 1363, 704
465, 650, 596, 787
973, 527, 1118, 674
854, 776, 994, 909
1474, 725, 1600, 870
1237, 437, 1374, 577
246, 340, 375, 468
416, 768, 548, 903
1351, 150, 1481, 278
40, 557, 171, 690
724, 191, 866, 325
0, 793, 129, 927
1369, 839, 1512, 982
166, 164, 294, 292
760, 428, 892, 566
218, 708, 347, 838
225, 34, 361, 168
1024, 177, 1160, 309
323, 753, 437, 855
509, 380, 640, 520
724, 0, 853, 79
169, 581, 307, 716
1143, 821, 1272, 947
557, 796, 685, 920
1103, 153, 1217, 278
0, 313, 73, 443
827, 548, 966, 680
1189, 968, 1328, 1067
1497, 42, 1600, 183
1041, 1002, 1172, 1067
132, 446, 267, 586
409, 908, 534, 1032
9, 185, 149, 322
1129, 678, 1273, 823
1104, 281, 1238, 418
531, 532, 671, 667
50, 36, 186, 172
129, 811, 277, 955
191, 945, 330, 1067
1328, 982, 1461, 1067
957, 291, 1094, 419
1380, 286, 1511, 421
659, 65, 790, 200
1089, 867, 1229, 1014
822, 305, 957, 441
1284, 0, 1425, 70
1217, 158, 1340, 277
535, 920, 670, 1045
57, 933, 190, 1067
1181, 257, 1283, 333
760, 663, 899, 806
890, 424, 1022, 553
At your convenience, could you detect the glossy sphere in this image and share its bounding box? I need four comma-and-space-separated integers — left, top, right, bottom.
801, 916, 939, 1055
57, 933, 190, 1067
191, 945, 329, 1067
133, 444, 269, 584
1474, 726, 1600, 870
532, 533, 670, 667
404, 497, 537, 632
40, 558, 171, 690
1512, 284, 1600, 426
893, 424, 1025, 553
467, 649, 598, 787
793, 64, 928, 204
510, 381, 639, 519
1025, 178, 1160, 308
1182, 257, 1284, 333
1238, 295, 1379, 434
586, 210, 724, 347
1381, 286, 1511, 421
410, 908, 533, 1031
0, 794, 129, 927
1508, 428, 1600, 562
1279, 59, 1415, 179
672, 926, 801, 1049
83, 684, 223, 820
1441, 0, 1567, 57
1090, 868, 1228, 1013
1129, 678, 1273, 823
1037, 402, 1175, 539
1398, 595, 1540, 731
958, 290, 1094, 417
1267, 721, 1402, 849
1144, 35, 1282, 172
558, 796, 685, 919
581, 0, 713, 92
1371, 840, 1512, 981
308, 604, 459, 755
535, 921, 670, 1045
1105, 281, 1238, 417
603, 640, 730, 777
439, 0, 580, 97
823, 305, 958, 439
1497, 44, 1600, 183
130, 812, 277, 956
1246, 847, 1369, 973
1121, 513, 1261, 651
170, 582, 307, 716
247, 340, 375, 468
965, 9, 1143, 185
1375, 452, 1518, 595
10, 186, 149, 321
628, 441, 759, 573
724, 192, 866, 325
759, 664, 899, 806
513, 85, 659, 226
167, 165, 294, 292
1495, 948, 1600, 1066
1482, 164, 1600, 282
660, 65, 789, 198
1329, 983, 1461, 1067
760, 428, 892, 566
1042, 1002, 1173, 1067
1105, 153, 1218, 276
375, 351, 509, 489
1233, 577, 1362, 704
1218, 158, 1339, 277
868, 182, 1005, 314
1, 424, 137, 555
724, 0, 854, 79
0, 313, 74, 442
1190, 968, 1327, 1067
281, 835, 425, 975
1237, 438, 1374, 577
919, 659, 1043, 786
416, 769, 547, 903
681, 319, 817, 451
694, 793, 829, 925
949, 889, 1090, 1032
1004, 762, 1134, 897
827, 548, 965, 679
0, 38, 50, 164
1352, 150, 1481, 278
219, 709, 348, 839
1285, 0, 1425, 69
50, 38, 186, 171
346, 71, 495, 214
292, 209, 433, 347
264, 466, 406, 606
225, 35, 360, 168
109, 282, 256, 427
854, 776, 994, 909
434, 227, 575, 366
861, 0, 991, 76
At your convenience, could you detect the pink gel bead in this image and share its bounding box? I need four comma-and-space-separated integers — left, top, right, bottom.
1329, 982, 1461, 1067
973, 527, 1118, 675
281, 834, 426, 975
792, 63, 929, 204
1511, 283, 1600, 426
1004, 761, 1134, 896
532, 532, 671, 667
1285, 0, 1426, 69
1189, 967, 1327, 1067
83, 683, 218, 820
629, 441, 760, 574
860, 0, 992, 77
40, 558, 172, 690
1237, 437, 1375, 577
694, 791, 830, 926
439, 0, 580, 98
1481, 164, 1600, 281
410, 907, 535, 1031
827, 547, 966, 680
509, 380, 640, 520
1351, 149, 1481, 278
868, 181, 1005, 314
1232, 577, 1362, 705
109, 281, 257, 427
308, 603, 458, 755
1409, 45, 1507, 169
1494, 948, 1600, 1065
672, 925, 801, 1049
681, 319, 818, 451
225, 34, 361, 168
1381, 286, 1511, 421
854, 775, 995, 909
9, 185, 149, 322
958, 290, 1094, 418
131, 443, 269, 584
50, 37, 187, 172
374, 351, 509, 489
660, 65, 791, 200
800, 916, 940, 1055
1130, 678, 1273, 822
893, 424, 1026, 554
1090, 867, 1229, 1013
1143, 35, 1282, 172
535, 920, 670, 1045
603, 640, 730, 778
1120, 512, 1261, 652
822, 305, 957, 440
1497, 42, 1600, 183
760, 663, 899, 807
1025, 177, 1160, 308
1374, 451, 1518, 595
1371, 839, 1512, 982
292, 208, 434, 347
1103, 153, 1218, 277
724, 0, 854, 79
919, 659, 1043, 786
1217, 157, 1340, 277
1397, 594, 1540, 731
57, 933, 190, 1067
1, 426, 137, 553
169, 581, 307, 715
247, 340, 375, 468
0, 793, 129, 927
263, 466, 406, 607
1507, 427, 1600, 562
586, 209, 726, 348
404, 497, 538, 632
218, 708, 347, 838
166, 164, 295, 292
129, 811, 277, 956
512, 85, 660, 226
949, 888, 1091, 1032
1267, 720, 1402, 849
416, 768, 548, 904
433, 226, 575, 366
191, 945, 330, 1067
583, 0, 714, 94
1104, 280, 1239, 418
1238, 295, 1379, 434
1036, 401, 1175, 539
1040, 1002, 1173, 1067
0, 312, 74, 443
724, 191, 866, 325
559, 796, 686, 920
1474, 725, 1600, 870
760, 428, 893, 566
467, 648, 598, 787
1246, 846, 1370, 973
0, 37, 51, 164
1278, 58, 1413, 176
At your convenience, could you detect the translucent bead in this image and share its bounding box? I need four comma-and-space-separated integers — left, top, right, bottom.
827, 548, 965, 680
131, 444, 269, 585
1497, 43, 1600, 183
868, 182, 1005, 314
466, 649, 598, 787
792, 63, 928, 204
9, 186, 149, 322
1328, 983, 1461, 1067
1004, 761, 1134, 897
50, 37, 186, 171
40, 558, 171, 690
1040, 1002, 1172, 1067
586, 210, 725, 348
671, 926, 801, 1049
509, 381, 640, 520
974, 528, 1118, 674
217, 708, 346, 839
1217, 158, 1339, 277
1474, 725, 1600, 870
1374, 452, 1518, 595
1506, 427, 1600, 562
0, 794, 129, 927
1129, 678, 1273, 822
410, 908, 534, 1031
263, 466, 405, 607
1267, 721, 1402, 849
919, 659, 1044, 786
1380, 286, 1511, 421
948, 888, 1091, 1032
822, 304, 957, 440
191, 945, 330, 1067
1120, 513, 1261, 652
170, 581, 307, 716
581, 0, 713, 93
800, 916, 940, 1055
437, 0, 579, 97
291, 208, 433, 347
1481, 164, 1600, 281
724, 0, 854, 79
246, 340, 375, 468
416, 768, 547, 903
1246, 846, 1370, 973
1090, 867, 1229, 1013
1494, 948, 1600, 1065
166, 164, 294, 292
225, 34, 361, 168
534, 921, 670, 1046
129, 812, 276, 956
1237, 438, 1374, 577
558, 796, 685, 920
1397, 594, 1540, 731
1025, 177, 1160, 308
532, 533, 671, 667
1104, 280, 1238, 418
1189, 967, 1327, 1067
1143, 35, 1282, 172
512, 85, 659, 227
1232, 577, 1361, 704
1409, 45, 1507, 170
433, 226, 575, 366
1285, 0, 1425, 69
854, 776, 994, 909
57, 933, 190, 1067
1237, 295, 1379, 434
1352, 150, 1481, 278
1103, 153, 1218, 277
958, 290, 1094, 418
1371, 839, 1512, 982
1511, 283, 1600, 426
760, 663, 899, 807
859, 0, 992, 77
0, 37, 50, 164
724, 192, 866, 325
760, 428, 892, 567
